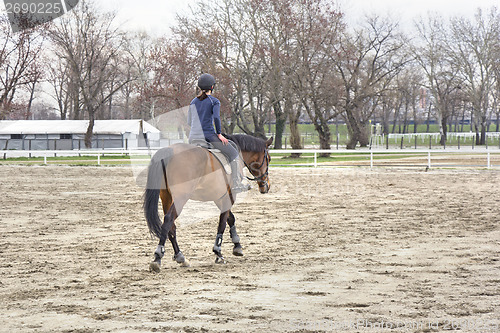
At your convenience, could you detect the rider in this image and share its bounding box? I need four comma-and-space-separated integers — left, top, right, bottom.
188, 73, 248, 194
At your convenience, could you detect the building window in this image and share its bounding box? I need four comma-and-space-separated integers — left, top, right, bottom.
60, 134, 72, 139
11, 134, 23, 139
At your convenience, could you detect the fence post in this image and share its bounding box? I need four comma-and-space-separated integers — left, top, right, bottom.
427, 151, 431, 169
487, 151, 490, 168
44, 156, 47, 165
370, 151, 373, 169
429, 135, 432, 150
314, 152, 317, 168
458, 136, 460, 149
97, 154, 100, 166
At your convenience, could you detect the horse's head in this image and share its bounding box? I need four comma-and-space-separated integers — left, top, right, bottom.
245, 137, 273, 194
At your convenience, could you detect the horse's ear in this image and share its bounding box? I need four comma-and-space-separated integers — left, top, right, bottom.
266, 137, 273, 147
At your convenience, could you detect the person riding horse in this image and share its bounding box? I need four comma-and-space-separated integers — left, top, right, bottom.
187, 73, 248, 193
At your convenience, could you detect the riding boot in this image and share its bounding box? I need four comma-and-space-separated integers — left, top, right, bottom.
230, 159, 250, 194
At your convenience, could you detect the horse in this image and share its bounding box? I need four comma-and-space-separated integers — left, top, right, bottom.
143, 134, 273, 272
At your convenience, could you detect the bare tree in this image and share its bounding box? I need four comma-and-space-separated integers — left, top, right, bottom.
47, 57, 72, 119
290, 0, 344, 153
49, 0, 129, 147
176, 0, 273, 138
0, 15, 47, 119
493, 63, 500, 132
122, 31, 155, 120
448, 7, 500, 145
148, 37, 197, 115
332, 15, 409, 149
414, 14, 463, 145
256, 0, 296, 148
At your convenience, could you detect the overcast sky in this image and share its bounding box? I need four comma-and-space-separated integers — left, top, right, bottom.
0, 0, 496, 34
92, 0, 499, 35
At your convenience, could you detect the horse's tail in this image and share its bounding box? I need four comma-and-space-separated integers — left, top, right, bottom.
143, 148, 173, 239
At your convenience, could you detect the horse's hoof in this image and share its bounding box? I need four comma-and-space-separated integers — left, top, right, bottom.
180, 259, 190, 267
173, 252, 186, 264
149, 261, 161, 273
233, 247, 244, 256
215, 256, 226, 264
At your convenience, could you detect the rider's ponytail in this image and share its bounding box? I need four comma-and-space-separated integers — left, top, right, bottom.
197, 90, 209, 101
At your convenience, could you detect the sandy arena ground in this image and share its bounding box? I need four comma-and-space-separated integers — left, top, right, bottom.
0, 165, 499, 332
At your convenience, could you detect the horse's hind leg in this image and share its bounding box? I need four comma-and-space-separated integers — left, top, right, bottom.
168, 224, 189, 267
159, 189, 188, 267
227, 211, 243, 256
150, 203, 178, 272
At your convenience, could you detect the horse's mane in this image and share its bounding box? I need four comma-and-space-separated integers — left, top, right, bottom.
223, 134, 267, 153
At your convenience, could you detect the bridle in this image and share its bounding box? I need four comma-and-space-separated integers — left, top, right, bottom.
243, 149, 270, 183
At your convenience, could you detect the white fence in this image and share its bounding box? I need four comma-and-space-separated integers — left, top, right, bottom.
1, 148, 499, 169
371, 132, 500, 149
271, 149, 498, 169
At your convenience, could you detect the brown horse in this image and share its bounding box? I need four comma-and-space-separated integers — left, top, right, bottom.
144, 134, 273, 272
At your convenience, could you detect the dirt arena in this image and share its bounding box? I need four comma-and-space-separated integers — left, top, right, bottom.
0, 165, 499, 332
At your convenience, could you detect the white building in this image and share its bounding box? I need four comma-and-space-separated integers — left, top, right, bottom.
0, 119, 161, 150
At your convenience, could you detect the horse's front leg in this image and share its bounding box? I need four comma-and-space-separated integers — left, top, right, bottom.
227, 211, 243, 256
213, 211, 229, 263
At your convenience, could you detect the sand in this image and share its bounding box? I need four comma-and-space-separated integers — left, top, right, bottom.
0, 165, 499, 332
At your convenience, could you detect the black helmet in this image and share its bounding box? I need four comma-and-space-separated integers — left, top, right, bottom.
198, 73, 216, 91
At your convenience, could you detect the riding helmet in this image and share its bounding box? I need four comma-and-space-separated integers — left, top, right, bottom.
198, 73, 216, 91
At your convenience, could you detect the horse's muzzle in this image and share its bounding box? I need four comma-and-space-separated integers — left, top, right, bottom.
259, 182, 270, 194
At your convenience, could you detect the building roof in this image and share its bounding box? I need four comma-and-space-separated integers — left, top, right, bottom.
0, 120, 160, 135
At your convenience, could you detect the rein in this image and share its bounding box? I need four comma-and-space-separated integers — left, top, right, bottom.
244, 149, 270, 182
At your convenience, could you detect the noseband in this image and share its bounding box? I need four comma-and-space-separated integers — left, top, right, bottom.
244, 149, 270, 183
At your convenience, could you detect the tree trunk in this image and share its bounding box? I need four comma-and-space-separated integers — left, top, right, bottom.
439, 116, 448, 146
460, 103, 466, 132
273, 102, 286, 149
60, 107, 66, 120
473, 121, 480, 145
85, 112, 95, 148
382, 104, 390, 135
289, 110, 302, 157
345, 108, 362, 149
358, 123, 370, 147
313, 121, 331, 157
108, 94, 113, 119
25, 81, 36, 120
480, 118, 486, 145
274, 116, 286, 149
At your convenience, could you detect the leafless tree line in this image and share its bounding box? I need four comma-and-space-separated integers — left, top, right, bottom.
0, 0, 499, 148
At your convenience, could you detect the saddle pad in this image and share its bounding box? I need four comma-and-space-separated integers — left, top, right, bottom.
208, 149, 232, 174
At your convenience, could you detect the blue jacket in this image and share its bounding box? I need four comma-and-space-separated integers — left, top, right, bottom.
188, 95, 221, 141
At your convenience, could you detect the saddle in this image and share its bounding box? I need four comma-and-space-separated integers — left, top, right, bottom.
191, 139, 232, 174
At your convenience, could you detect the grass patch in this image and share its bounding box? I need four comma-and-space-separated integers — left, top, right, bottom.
270, 153, 422, 165
0, 154, 152, 166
